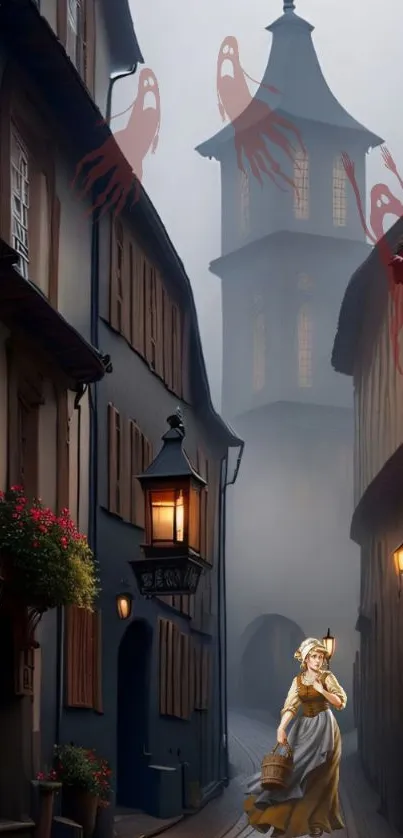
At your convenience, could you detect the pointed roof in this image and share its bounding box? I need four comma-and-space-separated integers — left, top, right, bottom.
196, 1, 382, 159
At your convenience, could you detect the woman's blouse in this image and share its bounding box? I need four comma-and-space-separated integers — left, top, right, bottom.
280, 670, 347, 718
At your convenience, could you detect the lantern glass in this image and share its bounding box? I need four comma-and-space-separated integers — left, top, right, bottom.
116, 593, 132, 621
322, 631, 335, 659
150, 489, 185, 543
188, 485, 200, 552
394, 544, 403, 574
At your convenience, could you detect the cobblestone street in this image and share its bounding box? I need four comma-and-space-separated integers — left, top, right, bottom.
145, 710, 400, 838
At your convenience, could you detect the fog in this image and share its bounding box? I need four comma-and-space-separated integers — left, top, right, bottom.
113, 0, 402, 729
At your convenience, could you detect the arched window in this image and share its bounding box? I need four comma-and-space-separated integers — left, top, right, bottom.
293, 151, 309, 220
297, 304, 312, 388
252, 295, 265, 392
333, 155, 347, 226
239, 169, 250, 236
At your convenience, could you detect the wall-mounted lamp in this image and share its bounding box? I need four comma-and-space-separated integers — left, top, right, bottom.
393, 543, 403, 597
116, 582, 133, 620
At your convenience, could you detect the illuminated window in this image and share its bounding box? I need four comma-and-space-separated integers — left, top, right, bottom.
294, 151, 309, 220
333, 155, 347, 227
239, 169, 250, 236
297, 273, 314, 292
297, 304, 312, 388
252, 295, 265, 392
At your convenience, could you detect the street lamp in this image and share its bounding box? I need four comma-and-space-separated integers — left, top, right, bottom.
393, 543, 403, 597
116, 583, 133, 620
322, 628, 335, 661
129, 410, 208, 597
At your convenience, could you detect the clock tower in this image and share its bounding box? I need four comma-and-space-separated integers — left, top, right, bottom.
196, 0, 382, 726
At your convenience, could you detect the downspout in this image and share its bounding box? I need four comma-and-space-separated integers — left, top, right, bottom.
218, 440, 245, 784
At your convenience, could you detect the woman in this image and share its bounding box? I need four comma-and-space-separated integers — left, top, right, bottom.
244, 637, 347, 837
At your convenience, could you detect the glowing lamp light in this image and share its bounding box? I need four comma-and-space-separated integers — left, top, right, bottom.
322, 628, 335, 660
393, 543, 403, 597
129, 410, 208, 597
116, 587, 133, 621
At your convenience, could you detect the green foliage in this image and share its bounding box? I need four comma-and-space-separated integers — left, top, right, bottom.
0, 486, 100, 609
54, 745, 112, 804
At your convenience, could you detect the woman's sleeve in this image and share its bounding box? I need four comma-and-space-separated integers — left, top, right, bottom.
324, 671, 347, 710
280, 677, 301, 717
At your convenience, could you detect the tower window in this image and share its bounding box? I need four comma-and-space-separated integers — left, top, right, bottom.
333, 155, 347, 227
294, 151, 309, 220
297, 304, 312, 388
252, 295, 265, 393
239, 169, 250, 237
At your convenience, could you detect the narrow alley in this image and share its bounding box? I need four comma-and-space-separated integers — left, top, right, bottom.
125, 711, 401, 838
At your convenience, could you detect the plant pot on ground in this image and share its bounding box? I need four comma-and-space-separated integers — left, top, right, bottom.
54, 745, 112, 838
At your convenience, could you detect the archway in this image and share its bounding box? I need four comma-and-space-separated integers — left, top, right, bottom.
239, 614, 305, 717
117, 619, 153, 809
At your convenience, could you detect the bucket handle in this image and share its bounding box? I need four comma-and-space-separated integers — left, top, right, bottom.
271, 742, 292, 759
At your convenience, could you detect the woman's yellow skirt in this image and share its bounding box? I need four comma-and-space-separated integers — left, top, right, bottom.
244, 724, 345, 836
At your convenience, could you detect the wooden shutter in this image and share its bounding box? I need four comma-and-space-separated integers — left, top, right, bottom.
144, 260, 155, 368
173, 623, 182, 718
92, 610, 103, 713
166, 620, 174, 716
163, 291, 174, 390
130, 420, 144, 527
181, 313, 192, 404
120, 418, 130, 522
108, 403, 119, 515
181, 633, 190, 720
121, 231, 131, 342
201, 646, 211, 710
49, 193, 61, 307
155, 273, 164, 378
159, 618, 168, 715
189, 638, 195, 712
56, 388, 70, 511
110, 220, 124, 332
197, 450, 208, 560
131, 245, 145, 356
172, 304, 182, 397
65, 606, 94, 708
194, 642, 202, 710
57, 0, 67, 45
84, 0, 96, 94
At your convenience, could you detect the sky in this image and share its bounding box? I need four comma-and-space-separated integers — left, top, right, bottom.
112, 0, 403, 409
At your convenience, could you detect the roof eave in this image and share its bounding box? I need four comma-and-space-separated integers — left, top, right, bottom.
98, 0, 144, 67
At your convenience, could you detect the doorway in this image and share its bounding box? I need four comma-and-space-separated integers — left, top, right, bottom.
239, 614, 304, 718
117, 620, 152, 809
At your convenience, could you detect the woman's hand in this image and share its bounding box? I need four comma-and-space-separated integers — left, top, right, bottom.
312, 680, 324, 694
277, 727, 288, 746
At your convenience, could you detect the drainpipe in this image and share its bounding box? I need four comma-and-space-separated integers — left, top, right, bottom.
218, 441, 244, 784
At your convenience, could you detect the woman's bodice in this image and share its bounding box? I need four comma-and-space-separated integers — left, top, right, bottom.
280, 670, 347, 720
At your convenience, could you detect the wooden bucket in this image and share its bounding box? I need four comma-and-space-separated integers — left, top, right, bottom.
261, 743, 293, 791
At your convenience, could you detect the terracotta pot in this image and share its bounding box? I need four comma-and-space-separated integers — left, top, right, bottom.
62, 787, 99, 838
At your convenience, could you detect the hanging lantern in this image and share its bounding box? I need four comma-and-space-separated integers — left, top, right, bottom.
322, 628, 335, 660
129, 410, 207, 597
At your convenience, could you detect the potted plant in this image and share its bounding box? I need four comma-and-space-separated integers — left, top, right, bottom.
0, 486, 99, 611
54, 745, 112, 838
32, 769, 62, 838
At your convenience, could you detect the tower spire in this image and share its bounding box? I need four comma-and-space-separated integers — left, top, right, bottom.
283, 0, 295, 10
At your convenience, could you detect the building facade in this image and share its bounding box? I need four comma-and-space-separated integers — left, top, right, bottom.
332, 217, 403, 832
196, 0, 382, 726
0, 0, 243, 829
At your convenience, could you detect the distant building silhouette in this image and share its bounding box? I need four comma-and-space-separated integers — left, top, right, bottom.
197, 0, 382, 727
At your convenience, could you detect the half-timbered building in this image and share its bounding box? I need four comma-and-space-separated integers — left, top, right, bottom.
332, 217, 403, 832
